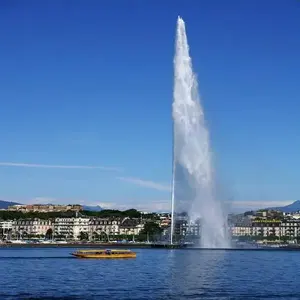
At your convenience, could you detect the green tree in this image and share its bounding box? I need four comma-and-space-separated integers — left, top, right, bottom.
123, 209, 141, 218
280, 235, 290, 243
244, 211, 254, 216
82, 208, 142, 218
78, 231, 89, 241
0, 210, 76, 220
91, 231, 99, 241
55, 234, 66, 240
267, 234, 278, 241
140, 221, 162, 241
45, 228, 53, 240
99, 231, 109, 242
0, 208, 151, 220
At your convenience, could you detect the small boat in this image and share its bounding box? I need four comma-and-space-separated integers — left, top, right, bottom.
71, 249, 136, 259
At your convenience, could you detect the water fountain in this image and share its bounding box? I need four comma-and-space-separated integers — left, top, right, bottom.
170, 16, 230, 248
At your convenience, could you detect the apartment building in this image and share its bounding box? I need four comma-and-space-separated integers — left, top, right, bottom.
231, 219, 300, 239
13, 218, 53, 236
54, 217, 89, 240
89, 218, 121, 236
119, 217, 144, 235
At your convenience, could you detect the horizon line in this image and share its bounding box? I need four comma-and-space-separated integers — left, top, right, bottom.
0, 162, 122, 172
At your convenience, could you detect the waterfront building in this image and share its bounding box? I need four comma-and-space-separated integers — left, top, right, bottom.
231, 218, 253, 237
13, 218, 53, 237
231, 218, 300, 240
88, 217, 144, 239
172, 216, 201, 243
0, 220, 13, 239
73, 217, 90, 239
119, 217, 143, 235
89, 218, 121, 238
54, 217, 89, 240
280, 220, 300, 238
0, 220, 13, 232
284, 212, 300, 220
159, 216, 171, 228
231, 226, 252, 236
251, 219, 282, 237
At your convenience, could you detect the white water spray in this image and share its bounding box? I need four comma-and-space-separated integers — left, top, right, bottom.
171, 16, 230, 248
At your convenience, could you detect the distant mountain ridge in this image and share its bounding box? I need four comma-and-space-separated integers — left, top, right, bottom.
267, 200, 300, 213
82, 205, 102, 211
0, 200, 21, 209
1, 199, 300, 214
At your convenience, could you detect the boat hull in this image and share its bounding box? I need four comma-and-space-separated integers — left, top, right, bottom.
71, 252, 136, 259
71, 249, 136, 259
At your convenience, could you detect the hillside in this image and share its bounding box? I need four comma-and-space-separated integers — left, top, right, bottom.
0, 200, 21, 209
268, 200, 300, 213
0, 200, 102, 212
82, 205, 102, 211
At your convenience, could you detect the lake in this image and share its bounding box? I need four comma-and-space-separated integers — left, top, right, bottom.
0, 247, 299, 299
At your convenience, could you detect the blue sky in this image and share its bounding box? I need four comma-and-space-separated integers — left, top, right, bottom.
0, 1, 299, 211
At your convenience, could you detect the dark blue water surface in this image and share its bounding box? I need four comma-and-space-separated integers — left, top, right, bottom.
1, 247, 300, 299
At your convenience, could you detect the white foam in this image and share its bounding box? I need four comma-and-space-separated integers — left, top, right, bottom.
172, 16, 230, 248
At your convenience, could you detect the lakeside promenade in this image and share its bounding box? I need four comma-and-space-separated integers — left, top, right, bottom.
0, 242, 152, 248
2, 241, 300, 251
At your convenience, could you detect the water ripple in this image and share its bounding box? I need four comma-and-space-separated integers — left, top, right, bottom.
1, 248, 300, 299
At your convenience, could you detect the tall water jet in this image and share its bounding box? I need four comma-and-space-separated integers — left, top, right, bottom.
171, 16, 230, 248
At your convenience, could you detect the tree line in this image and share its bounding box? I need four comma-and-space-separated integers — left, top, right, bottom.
0, 209, 161, 220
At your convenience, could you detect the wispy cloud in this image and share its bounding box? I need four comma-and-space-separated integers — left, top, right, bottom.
0, 162, 121, 172
228, 200, 293, 209
90, 200, 289, 213
6, 196, 295, 213
97, 200, 171, 212
117, 176, 171, 192
28, 197, 59, 205
92, 200, 296, 213
116, 176, 295, 212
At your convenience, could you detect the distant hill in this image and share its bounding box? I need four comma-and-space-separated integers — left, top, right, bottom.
267, 200, 300, 213
0, 200, 21, 209
0, 201, 102, 212
82, 205, 102, 212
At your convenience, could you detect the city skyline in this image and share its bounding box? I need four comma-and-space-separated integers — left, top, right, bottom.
1, 2, 300, 212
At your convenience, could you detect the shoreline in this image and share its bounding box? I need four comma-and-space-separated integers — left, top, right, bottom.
0, 242, 152, 248
1, 242, 300, 251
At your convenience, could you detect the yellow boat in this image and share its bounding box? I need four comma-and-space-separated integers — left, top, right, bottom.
71, 249, 136, 259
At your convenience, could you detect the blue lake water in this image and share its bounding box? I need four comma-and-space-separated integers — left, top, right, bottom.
0, 247, 300, 299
